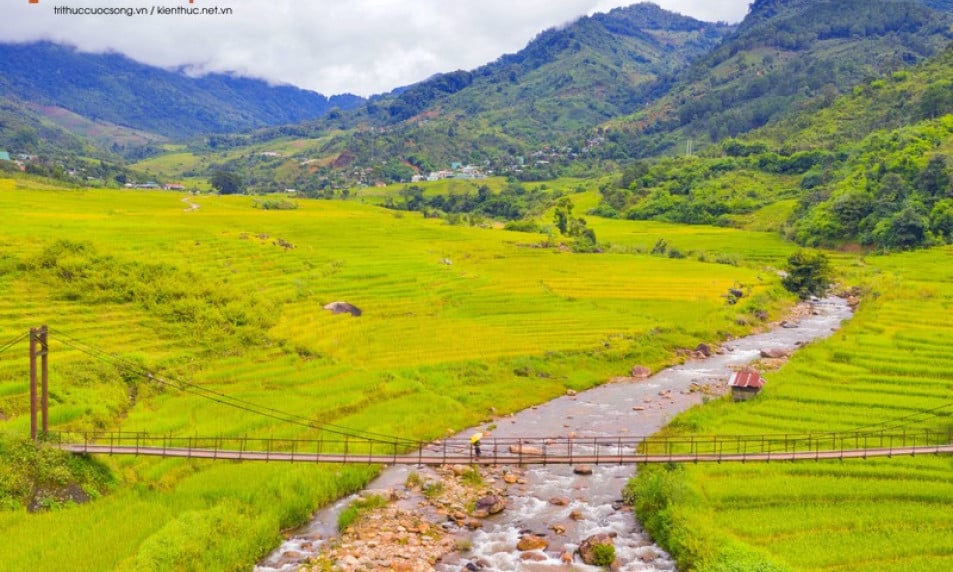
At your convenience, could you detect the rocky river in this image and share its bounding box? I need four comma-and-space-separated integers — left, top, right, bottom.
257, 296, 853, 571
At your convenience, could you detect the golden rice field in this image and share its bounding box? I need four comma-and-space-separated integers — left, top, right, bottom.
0, 178, 798, 571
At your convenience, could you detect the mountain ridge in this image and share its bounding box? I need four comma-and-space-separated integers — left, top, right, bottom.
0, 42, 365, 141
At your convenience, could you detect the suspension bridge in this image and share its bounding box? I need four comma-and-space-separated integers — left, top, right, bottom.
47, 428, 953, 466
7, 327, 953, 466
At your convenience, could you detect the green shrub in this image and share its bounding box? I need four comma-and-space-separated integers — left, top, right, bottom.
592, 543, 616, 567
337, 494, 388, 532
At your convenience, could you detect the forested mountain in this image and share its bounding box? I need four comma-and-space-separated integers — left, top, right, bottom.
0, 42, 364, 141
605, 0, 953, 156
189, 3, 733, 185
596, 39, 953, 252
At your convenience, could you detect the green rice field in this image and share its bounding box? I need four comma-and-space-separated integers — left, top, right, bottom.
631, 248, 953, 571
0, 178, 798, 570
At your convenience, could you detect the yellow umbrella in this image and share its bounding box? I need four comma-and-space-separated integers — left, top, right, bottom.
470, 432, 483, 444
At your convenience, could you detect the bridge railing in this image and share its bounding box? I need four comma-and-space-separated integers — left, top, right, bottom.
638, 426, 953, 459
47, 426, 953, 464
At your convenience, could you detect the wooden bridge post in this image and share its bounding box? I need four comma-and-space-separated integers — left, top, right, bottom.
40, 326, 48, 437
29, 327, 37, 442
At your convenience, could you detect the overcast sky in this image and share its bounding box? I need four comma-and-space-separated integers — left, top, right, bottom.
2, 1, 751, 96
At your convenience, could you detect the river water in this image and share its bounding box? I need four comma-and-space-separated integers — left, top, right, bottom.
257, 297, 853, 571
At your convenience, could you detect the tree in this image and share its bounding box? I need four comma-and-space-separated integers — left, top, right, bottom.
553, 197, 574, 235
872, 205, 929, 250
782, 250, 832, 300
930, 199, 953, 241
917, 155, 951, 199
210, 170, 245, 195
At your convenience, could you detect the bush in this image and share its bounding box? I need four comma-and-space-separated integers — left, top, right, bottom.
592, 543, 616, 567
781, 250, 831, 299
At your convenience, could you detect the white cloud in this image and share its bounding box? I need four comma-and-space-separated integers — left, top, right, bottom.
1, 1, 751, 96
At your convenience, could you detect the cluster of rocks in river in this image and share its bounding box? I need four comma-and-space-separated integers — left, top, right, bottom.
303, 463, 645, 571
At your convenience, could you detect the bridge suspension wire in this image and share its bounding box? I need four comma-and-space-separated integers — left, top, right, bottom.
0, 331, 29, 357
47, 327, 417, 445
848, 401, 953, 435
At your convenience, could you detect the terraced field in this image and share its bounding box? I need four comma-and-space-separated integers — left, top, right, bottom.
0, 179, 796, 571
633, 248, 953, 572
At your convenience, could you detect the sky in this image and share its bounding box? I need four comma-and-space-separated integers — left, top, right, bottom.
2, 1, 751, 97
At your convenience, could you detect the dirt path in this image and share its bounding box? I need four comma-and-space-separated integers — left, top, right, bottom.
181, 196, 200, 212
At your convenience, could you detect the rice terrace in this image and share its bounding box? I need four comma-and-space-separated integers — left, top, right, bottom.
0, 176, 951, 571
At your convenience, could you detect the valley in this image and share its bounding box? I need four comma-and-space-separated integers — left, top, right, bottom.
2, 1, 953, 571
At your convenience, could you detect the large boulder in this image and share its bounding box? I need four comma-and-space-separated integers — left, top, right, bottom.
517, 534, 549, 551
630, 366, 652, 379
472, 494, 506, 518
578, 532, 617, 566
323, 301, 362, 317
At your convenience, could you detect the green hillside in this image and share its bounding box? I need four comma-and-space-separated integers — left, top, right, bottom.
597, 42, 953, 253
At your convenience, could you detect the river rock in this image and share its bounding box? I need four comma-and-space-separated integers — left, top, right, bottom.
695, 343, 713, 357
472, 494, 506, 518
503, 473, 519, 484
641, 549, 660, 563
509, 444, 543, 455
574, 465, 593, 476
561, 551, 574, 564
569, 509, 584, 521
517, 534, 549, 551
760, 348, 791, 359
578, 533, 617, 566
630, 365, 652, 378
550, 496, 570, 506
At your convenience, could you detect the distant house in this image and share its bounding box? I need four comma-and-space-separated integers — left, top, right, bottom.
728, 370, 765, 401
0, 151, 11, 162
164, 183, 185, 191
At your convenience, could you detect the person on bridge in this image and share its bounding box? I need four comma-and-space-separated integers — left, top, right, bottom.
470, 432, 482, 457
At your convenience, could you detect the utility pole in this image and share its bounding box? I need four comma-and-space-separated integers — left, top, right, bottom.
29, 325, 49, 442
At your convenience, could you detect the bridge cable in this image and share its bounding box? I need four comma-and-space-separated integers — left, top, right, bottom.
48, 328, 418, 445
0, 332, 29, 357
848, 402, 953, 435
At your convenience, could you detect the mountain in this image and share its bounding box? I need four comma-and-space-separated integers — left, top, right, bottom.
607, 0, 953, 156
592, 37, 953, 252
188, 2, 733, 187
0, 42, 364, 141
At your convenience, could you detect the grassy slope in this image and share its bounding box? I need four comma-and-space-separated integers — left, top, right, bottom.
0, 179, 796, 570
633, 248, 953, 571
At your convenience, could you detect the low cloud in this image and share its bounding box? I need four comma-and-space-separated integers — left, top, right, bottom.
1, 0, 750, 96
